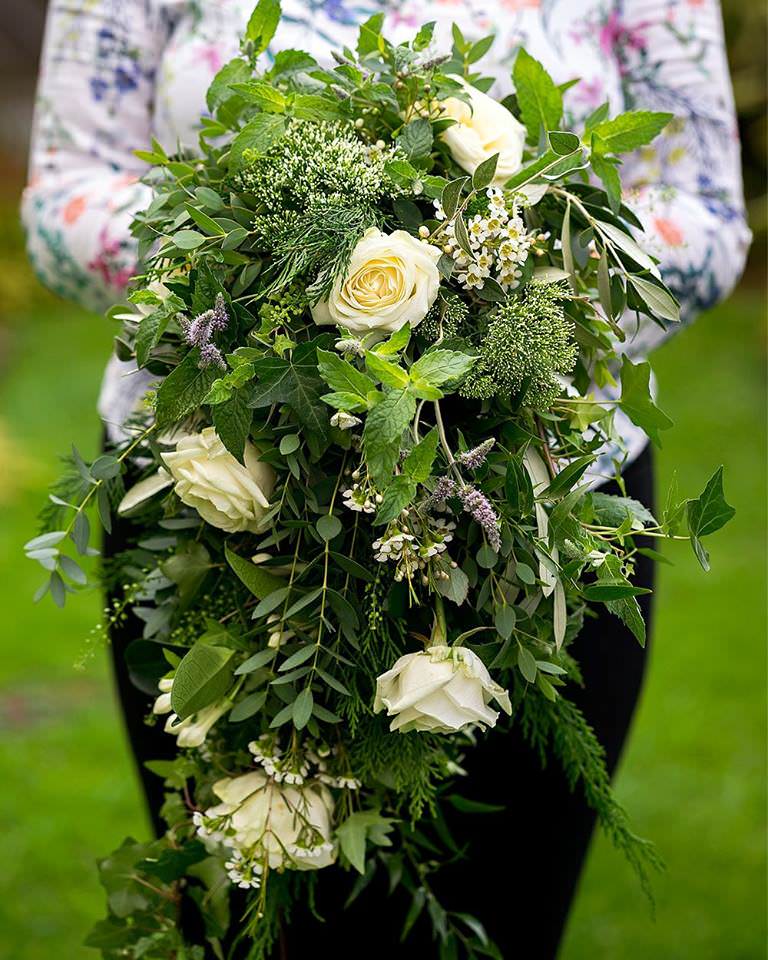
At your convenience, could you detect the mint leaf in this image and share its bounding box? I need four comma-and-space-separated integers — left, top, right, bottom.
403, 428, 439, 483
229, 114, 286, 172
411, 349, 475, 388
618, 356, 673, 447
365, 352, 410, 388
362, 389, 416, 487
592, 110, 673, 155
244, 0, 281, 56
398, 118, 433, 160
317, 348, 375, 398
513, 49, 562, 143
375, 475, 417, 525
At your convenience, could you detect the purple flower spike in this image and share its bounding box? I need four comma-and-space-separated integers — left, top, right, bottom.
181, 294, 231, 369
456, 439, 495, 471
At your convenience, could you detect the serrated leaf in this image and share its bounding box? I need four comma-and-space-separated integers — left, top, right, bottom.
410, 349, 475, 388
592, 110, 673, 155
155, 351, 218, 429
362, 389, 416, 487
398, 118, 433, 160
211, 390, 252, 463
403, 428, 439, 483
365, 352, 409, 389
229, 114, 287, 172
374, 475, 417, 525
513, 49, 562, 143
317, 348, 375, 397
244, 0, 281, 56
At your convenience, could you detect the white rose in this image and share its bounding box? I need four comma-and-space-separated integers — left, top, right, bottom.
205, 771, 336, 871
311, 227, 441, 337
441, 79, 527, 185
374, 644, 512, 734
160, 427, 276, 534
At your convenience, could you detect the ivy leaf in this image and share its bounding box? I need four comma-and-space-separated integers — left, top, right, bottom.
248, 341, 331, 452
592, 110, 673, 155
591, 492, 657, 528
607, 594, 646, 645
686, 466, 735, 572
211, 389, 252, 463
512, 49, 562, 143
362, 389, 416, 488
618, 356, 673, 447
243, 0, 281, 56
155, 351, 218, 430
337, 811, 395, 874
403, 428, 439, 483
171, 642, 234, 720
410, 349, 475, 388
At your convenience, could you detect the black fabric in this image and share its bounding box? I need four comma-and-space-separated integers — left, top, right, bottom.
105, 447, 654, 960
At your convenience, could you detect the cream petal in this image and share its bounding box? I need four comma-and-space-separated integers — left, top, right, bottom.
117, 468, 173, 514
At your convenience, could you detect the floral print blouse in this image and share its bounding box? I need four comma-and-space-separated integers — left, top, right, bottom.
23, 0, 751, 470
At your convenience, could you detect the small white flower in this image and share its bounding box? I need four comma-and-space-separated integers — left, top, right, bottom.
330, 410, 362, 430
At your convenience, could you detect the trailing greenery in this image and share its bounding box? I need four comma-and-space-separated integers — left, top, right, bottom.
25, 4, 735, 958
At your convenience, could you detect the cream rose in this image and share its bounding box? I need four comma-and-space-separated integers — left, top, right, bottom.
374, 645, 512, 734
202, 771, 336, 871
311, 227, 441, 337
441, 79, 527, 185
159, 427, 276, 534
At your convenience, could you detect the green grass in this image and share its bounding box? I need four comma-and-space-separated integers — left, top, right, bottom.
0, 290, 765, 959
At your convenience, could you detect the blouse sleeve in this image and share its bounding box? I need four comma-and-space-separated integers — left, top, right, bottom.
21, 1, 172, 313
612, 0, 751, 356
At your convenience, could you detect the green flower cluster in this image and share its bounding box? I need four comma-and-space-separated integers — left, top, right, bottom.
461, 281, 577, 408
418, 292, 469, 342
237, 120, 402, 217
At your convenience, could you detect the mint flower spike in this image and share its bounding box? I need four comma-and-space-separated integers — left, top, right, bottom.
181, 292, 230, 368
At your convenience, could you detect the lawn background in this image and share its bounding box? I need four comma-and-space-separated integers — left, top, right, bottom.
0, 3, 765, 955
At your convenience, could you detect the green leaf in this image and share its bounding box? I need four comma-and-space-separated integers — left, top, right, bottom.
316, 514, 343, 541
155, 351, 218, 429
375, 323, 412, 356
292, 94, 343, 121
317, 348, 375, 397
606, 594, 646, 646
225, 544, 285, 598
230, 690, 268, 721
548, 130, 580, 155
618, 356, 673, 447
337, 811, 395, 874
397, 118, 433, 160
375, 475, 417, 525
687, 466, 735, 543
512, 49, 562, 143
362, 389, 417, 487
410, 349, 475, 388
185, 203, 226, 237
590, 153, 622, 214
207, 57, 251, 113
172, 229, 206, 250
161, 541, 211, 605
441, 177, 469, 220
357, 12, 384, 56
171, 642, 234, 720
517, 646, 538, 683
592, 110, 673, 155
543, 455, 594, 499
472, 152, 499, 190
235, 647, 277, 675
627, 276, 680, 323
244, 0, 281, 56
583, 582, 652, 601
229, 114, 286, 172
403, 428, 438, 483
211, 390, 252, 463
437, 564, 469, 605
365, 352, 410, 388
248, 341, 331, 452
231, 80, 287, 113
135, 310, 171, 367
292, 688, 314, 730
595, 220, 657, 272
591, 492, 656, 528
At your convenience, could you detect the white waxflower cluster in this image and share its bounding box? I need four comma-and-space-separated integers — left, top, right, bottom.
249, 736, 309, 785
372, 517, 456, 584
224, 849, 263, 890
342, 472, 382, 514
435, 188, 534, 292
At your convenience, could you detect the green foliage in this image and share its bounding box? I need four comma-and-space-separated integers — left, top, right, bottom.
461, 281, 577, 407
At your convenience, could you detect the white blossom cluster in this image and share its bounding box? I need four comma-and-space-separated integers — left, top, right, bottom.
248, 734, 361, 791
342, 471, 383, 514
224, 849, 263, 890
435, 188, 534, 292
372, 517, 456, 584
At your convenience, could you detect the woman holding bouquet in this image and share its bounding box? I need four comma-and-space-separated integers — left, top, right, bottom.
24, 1, 749, 957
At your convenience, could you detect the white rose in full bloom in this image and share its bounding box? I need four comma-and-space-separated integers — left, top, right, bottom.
311, 227, 441, 337
203, 770, 336, 871
160, 427, 276, 534
374, 644, 512, 734
441, 79, 527, 185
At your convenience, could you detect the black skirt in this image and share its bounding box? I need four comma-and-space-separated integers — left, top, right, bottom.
105, 447, 655, 960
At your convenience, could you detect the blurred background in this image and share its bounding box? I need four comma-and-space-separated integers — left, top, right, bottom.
0, 3, 765, 958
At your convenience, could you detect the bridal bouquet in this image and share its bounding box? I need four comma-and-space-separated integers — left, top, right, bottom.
26, 3, 735, 957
